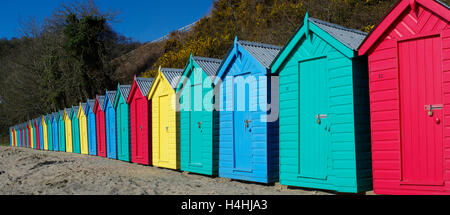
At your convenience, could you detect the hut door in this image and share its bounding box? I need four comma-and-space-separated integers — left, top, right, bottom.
399, 36, 444, 186
159, 95, 170, 162
233, 73, 253, 172
189, 82, 203, 166
135, 98, 146, 160
298, 57, 329, 180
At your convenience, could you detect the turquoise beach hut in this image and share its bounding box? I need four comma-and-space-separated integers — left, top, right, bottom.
71, 106, 81, 154
46, 114, 53, 151
270, 14, 372, 193
177, 55, 222, 176
86, 99, 97, 155
114, 84, 132, 162
57, 110, 66, 152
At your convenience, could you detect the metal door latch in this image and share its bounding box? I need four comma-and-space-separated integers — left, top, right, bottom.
198, 122, 202, 129
424, 104, 443, 117
245, 120, 252, 128
316, 114, 327, 125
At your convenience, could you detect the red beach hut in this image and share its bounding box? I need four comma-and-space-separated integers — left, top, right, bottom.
94, 95, 107, 157
359, 0, 450, 194
127, 77, 154, 165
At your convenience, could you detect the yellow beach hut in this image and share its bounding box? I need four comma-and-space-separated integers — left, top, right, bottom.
79, 102, 89, 155
148, 67, 183, 170
29, 120, 34, 149
64, 108, 73, 153
42, 116, 48, 150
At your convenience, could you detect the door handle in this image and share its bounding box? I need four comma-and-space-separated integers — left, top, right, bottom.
316, 114, 327, 124
245, 120, 252, 128
425, 104, 443, 117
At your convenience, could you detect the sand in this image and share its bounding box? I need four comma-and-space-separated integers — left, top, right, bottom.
0, 146, 333, 195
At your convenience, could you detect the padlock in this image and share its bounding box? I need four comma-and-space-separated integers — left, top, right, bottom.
428, 110, 434, 117
317, 119, 321, 125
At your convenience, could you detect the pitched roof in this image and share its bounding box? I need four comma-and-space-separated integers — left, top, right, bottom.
309, 17, 367, 51
80, 103, 87, 113
135, 77, 154, 97
192, 57, 222, 80
46, 114, 52, 121
119, 85, 132, 101
59, 110, 65, 119
105, 91, 117, 107
52, 112, 58, 120
96, 95, 106, 111
88, 99, 96, 111
161, 68, 184, 89
238, 40, 282, 68
72, 106, 79, 117
359, 0, 450, 55
65, 108, 72, 117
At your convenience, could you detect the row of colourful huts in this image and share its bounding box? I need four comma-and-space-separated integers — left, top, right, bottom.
7, 0, 450, 194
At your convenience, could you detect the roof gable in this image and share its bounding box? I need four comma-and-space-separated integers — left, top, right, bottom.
238, 40, 282, 69
104, 90, 117, 110
177, 55, 222, 92
359, 0, 450, 55
136, 77, 154, 97
161, 68, 184, 90
115, 84, 131, 108
87, 99, 96, 114
271, 14, 367, 73
95, 95, 106, 113
215, 37, 282, 85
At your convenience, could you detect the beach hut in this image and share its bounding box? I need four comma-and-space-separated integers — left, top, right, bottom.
358, 0, 450, 195
214, 38, 282, 183
176, 56, 222, 176
128, 77, 154, 165
14, 125, 20, 147
270, 15, 372, 193
17, 125, 21, 147
18, 125, 23, 147
38, 118, 44, 150
9, 127, 13, 146
46, 114, 53, 151
115, 84, 132, 162
105, 90, 118, 159
32, 119, 39, 150
64, 108, 73, 153
79, 103, 89, 155
27, 121, 31, 148
95, 95, 107, 157
71, 106, 81, 154
149, 67, 184, 170
42, 116, 48, 150
52, 112, 59, 151
58, 110, 66, 152
87, 99, 97, 155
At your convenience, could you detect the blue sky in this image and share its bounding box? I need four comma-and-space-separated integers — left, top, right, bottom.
0, 0, 214, 42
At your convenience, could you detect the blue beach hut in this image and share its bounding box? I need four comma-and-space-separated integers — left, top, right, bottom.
214, 37, 282, 183
86, 99, 97, 156
38, 117, 44, 150
52, 112, 59, 151
105, 90, 117, 159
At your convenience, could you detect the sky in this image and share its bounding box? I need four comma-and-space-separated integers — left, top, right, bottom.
0, 0, 214, 43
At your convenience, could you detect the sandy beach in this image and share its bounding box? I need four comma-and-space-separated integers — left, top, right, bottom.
0, 146, 333, 195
